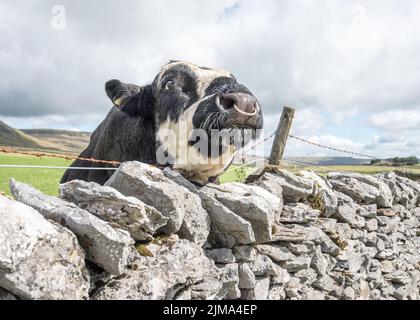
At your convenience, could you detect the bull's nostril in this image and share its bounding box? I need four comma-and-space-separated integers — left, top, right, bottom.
216, 93, 258, 116
220, 96, 235, 110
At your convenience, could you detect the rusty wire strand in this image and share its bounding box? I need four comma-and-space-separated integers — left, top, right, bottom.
0, 147, 121, 166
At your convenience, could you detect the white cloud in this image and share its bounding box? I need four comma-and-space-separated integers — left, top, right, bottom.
290, 108, 326, 136
368, 110, 420, 131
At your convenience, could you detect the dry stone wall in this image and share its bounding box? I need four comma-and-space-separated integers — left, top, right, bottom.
1, 161, 419, 300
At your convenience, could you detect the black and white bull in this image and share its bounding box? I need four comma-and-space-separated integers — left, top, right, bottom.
61, 61, 263, 185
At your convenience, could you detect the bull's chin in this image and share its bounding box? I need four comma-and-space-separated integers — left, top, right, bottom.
225, 124, 259, 141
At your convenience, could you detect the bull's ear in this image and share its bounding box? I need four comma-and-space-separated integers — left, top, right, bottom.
105, 79, 155, 118
105, 79, 142, 106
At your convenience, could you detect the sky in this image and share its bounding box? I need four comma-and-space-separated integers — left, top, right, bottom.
0, 0, 419, 159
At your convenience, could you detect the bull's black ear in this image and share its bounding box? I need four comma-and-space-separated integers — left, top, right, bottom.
120, 85, 155, 119
105, 79, 142, 107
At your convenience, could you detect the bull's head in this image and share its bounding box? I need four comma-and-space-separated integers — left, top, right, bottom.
106, 61, 263, 183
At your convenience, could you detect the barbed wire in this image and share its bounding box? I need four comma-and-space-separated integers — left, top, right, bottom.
230, 130, 376, 173
239, 130, 376, 160
288, 134, 376, 159
0, 147, 121, 166
239, 130, 277, 155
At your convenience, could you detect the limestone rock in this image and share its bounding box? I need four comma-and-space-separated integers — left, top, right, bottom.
377, 172, 420, 209
217, 263, 240, 299
255, 244, 295, 262
271, 267, 291, 285
199, 189, 255, 248
162, 168, 199, 194
272, 223, 307, 242
60, 180, 168, 241
202, 183, 279, 243
0, 288, 17, 300
238, 263, 256, 289
0, 195, 89, 300
302, 288, 326, 300
206, 249, 236, 264
336, 204, 357, 226
282, 256, 311, 272
328, 172, 393, 208
288, 244, 310, 255
93, 240, 222, 300
9, 179, 136, 275
342, 287, 355, 300
312, 275, 337, 293
271, 170, 314, 203
247, 172, 284, 212
311, 249, 329, 276
365, 219, 379, 232
232, 246, 257, 262
248, 254, 282, 276
300, 171, 338, 217
106, 162, 210, 245
267, 285, 286, 300
241, 277, 270, 300
295, 268, 317, 285
279, 203, 321, 224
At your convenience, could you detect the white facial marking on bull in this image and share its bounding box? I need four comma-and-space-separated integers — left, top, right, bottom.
156, 93, 238, 181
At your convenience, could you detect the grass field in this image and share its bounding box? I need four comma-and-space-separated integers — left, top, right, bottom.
219, 165, 259, 184
1, 154, 419, 197
0, 153, 72, 196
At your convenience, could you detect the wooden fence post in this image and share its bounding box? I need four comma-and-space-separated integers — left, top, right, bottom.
269, 106, 295, 166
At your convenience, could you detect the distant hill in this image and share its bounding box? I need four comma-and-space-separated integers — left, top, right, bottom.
21, 129, 90, 154
0, 120, 49, 150
0, 120, 90, 154
286, 156, 371, 166
234, 154, 371, 166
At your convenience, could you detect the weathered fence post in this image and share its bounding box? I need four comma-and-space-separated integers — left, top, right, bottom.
269, 106, 295, 166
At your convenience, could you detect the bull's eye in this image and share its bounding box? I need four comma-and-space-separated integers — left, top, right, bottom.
165, 80, 175, 90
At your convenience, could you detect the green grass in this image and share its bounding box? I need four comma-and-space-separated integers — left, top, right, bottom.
219, 164, 259, 184
0, 153, 72, 196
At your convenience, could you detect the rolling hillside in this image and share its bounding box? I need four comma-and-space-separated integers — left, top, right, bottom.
0, 120, 90, 154
21, 129, 90, 154
0, 120, 49, 150
285, 156, 371, 166
237, 154, 372, 166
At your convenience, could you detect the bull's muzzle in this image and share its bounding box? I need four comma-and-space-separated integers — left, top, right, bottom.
216, 92, 259, 115
216, 92, 261, 129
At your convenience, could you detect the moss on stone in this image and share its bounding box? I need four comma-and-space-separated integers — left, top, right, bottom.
136, 244, 154, 257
